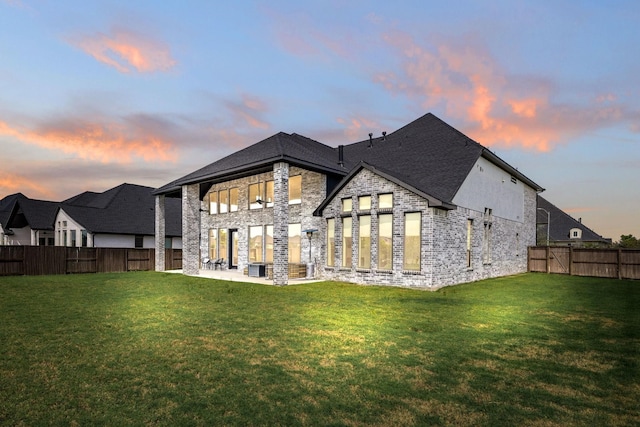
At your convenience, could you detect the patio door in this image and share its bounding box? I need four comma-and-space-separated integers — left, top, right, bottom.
229, 229, 239, 269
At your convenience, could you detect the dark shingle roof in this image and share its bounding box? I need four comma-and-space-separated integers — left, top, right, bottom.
0, 193, 59, 231
62, 183, 182, 236
154, 132, 345, 195
537, 195, 610, 243
155, 112, 543, 208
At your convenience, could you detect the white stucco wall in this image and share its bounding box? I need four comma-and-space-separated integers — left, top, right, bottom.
55, 209, 92, 247
452, 156, 524, 223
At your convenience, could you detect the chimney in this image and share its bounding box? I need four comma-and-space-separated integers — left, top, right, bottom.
368, 133, 373, 148
382, 131, 387, 140
338, 145, 344, 167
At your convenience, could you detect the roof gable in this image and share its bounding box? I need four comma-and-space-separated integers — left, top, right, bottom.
154, 132, 344, 195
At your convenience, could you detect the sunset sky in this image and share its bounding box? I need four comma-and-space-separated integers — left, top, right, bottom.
1, 0, 638, 241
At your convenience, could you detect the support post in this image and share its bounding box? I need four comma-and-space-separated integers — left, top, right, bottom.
155, 195, 166, 271
273, 162, 289, 285
182, 184, 201, 275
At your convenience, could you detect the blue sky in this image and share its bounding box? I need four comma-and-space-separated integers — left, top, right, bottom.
1, 0, 638, 241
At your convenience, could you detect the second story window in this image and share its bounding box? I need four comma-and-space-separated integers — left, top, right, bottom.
289, 175, 301, 205
379, 193, 393, 209
358, 195, 371, 211
209, 191, 218, 214
341, 198, 352, 213
229, 188, 238, 212
265, 180, 274, 208
219, 189, 229, 214
249, 183, 262, 210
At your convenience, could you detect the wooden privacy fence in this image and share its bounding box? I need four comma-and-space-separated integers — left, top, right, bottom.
528, 246, 640, 280
0, 246, 182, 276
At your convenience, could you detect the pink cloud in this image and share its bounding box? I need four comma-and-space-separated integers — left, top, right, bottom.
375, 31, 630, 152
0, 117, 178, 163
0, 171, 54, 199
224, 94, 270, 130
336, 116, 382, 141
70, 27, 176, 73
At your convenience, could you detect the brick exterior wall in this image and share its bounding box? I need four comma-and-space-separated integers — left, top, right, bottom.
320, 168, 537, 289
199, 164, 327, 284
182, 184, 201, 275
154, 195, 166, 271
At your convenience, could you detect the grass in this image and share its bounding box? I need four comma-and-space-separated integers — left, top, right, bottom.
0, 272, 638, 426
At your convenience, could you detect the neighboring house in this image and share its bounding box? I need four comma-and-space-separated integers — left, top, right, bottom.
536, 195, 611, 247
0, 193, 58, 246
58, 183, 182, 248
154, 112, 544, 289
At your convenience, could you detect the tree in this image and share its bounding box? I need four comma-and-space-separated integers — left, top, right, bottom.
616, 234, 640, 248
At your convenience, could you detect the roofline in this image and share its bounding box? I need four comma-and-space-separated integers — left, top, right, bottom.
481, 149, 544, 192
313, 162, 456, 216
154, 155, 348, 196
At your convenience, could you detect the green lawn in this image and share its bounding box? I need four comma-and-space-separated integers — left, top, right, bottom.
0, 272, 638, 426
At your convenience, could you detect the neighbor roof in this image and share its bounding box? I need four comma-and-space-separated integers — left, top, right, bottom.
0, 193, 59, 231
537, 195, 610, 243
62, 183, 182, 236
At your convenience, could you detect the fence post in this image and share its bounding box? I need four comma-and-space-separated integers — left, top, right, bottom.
569, 246, 573, 276
618, 249, 622, 280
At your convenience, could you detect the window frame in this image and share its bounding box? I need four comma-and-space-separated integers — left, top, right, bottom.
403, 212, 421, 271
358, 215, 371, 269
378, 214, 393, 270
288, 175, 302, 205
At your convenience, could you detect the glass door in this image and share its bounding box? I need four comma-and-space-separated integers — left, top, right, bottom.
229, 229, 239, 269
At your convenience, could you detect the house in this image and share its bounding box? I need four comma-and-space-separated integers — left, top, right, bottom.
57, 183, 182, 248
154, 112, 544, 289
536, 195, 611, 247
0, 193, 58, 246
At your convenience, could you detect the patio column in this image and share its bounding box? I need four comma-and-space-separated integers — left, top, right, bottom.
273, 162, 289, 285
182, 184, 201, 275
155, 194, 166, 271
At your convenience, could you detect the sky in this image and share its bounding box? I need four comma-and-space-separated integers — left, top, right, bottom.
1, 0, 638, 241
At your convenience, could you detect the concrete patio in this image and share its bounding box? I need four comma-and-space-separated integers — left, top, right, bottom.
164, 267, 324, 285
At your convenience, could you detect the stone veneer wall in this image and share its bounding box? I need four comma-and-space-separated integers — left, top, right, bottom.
320, 168, 537, 289
199, 164, 327, 283
182, 184, 201, 275
154, 194, 166, 271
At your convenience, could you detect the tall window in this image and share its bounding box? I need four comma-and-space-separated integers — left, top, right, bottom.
229, 188, 238, 212
81, 230, 88, 247
327, 218, 335, 267
249, 226, 263, 262
379, 193, 393, 209
265, 225, 274, 263
209, 191, 218, 214
289, 175, 301, 204
249, 183, 262, 209
358, 196, 371, 211
466, 219, 473, 268
219, 189, 229, 214
342, 217, 352, 268
70, 230, 77, 247
288, 224, 301, 263
265, 181, 274, 208
219, 229, 228, 261
404, 212, 421, 271
358, 215, 371, 269
209, 229, 218, 259
63, 230, 67, 247
378, 214, 393, 270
